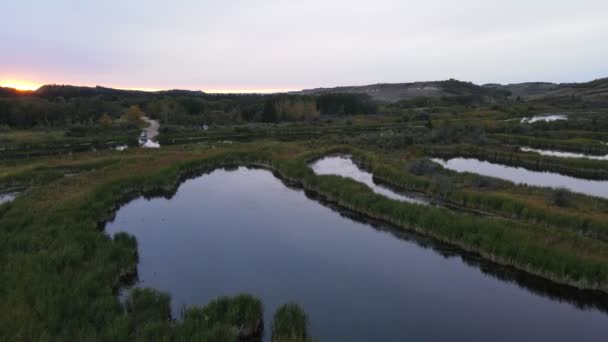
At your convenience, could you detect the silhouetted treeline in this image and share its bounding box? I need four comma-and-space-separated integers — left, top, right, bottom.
317, 93, 377, 115
0, 85, 378, 128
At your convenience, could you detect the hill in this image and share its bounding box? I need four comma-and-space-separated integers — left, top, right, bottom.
0, 86, 34, 97
34, 85, 206, 99
296, 77, 608, 103
483, 78, 608, 102
295, 79, 511, 103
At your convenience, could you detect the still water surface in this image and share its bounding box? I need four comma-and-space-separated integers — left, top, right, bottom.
105, 167, 608, 341
521, 147, 608, 160
433, 158, 608, 200
310, 156, 428, 205
520, 114, 568, 123
0, 192, 17, 205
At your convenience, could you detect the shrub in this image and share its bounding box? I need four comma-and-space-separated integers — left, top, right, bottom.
125, 288, 171, 329
272, 303, 311, 342
408, 158, 442, 176
549, 187, 572, 207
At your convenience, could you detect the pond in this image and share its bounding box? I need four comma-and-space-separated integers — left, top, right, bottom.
310, 156, 428, 205
521, 147, 608, 160
520, 114, 568, 123
0, 192, 17, 205
432, 158, 608, 199
105, 166, 608, 341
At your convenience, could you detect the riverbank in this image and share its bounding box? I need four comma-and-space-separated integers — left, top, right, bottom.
90, 146, 608, 292
2, 142, 608, 341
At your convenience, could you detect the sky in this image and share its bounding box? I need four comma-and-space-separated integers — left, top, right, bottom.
1, 0, 607, 92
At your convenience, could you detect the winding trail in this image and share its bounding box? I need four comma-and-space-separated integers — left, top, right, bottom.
142, 116, 160, 141
140, 116, 160, 148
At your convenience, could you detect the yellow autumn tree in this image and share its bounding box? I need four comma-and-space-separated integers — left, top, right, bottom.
124, 105, 145, 128
98, 113, 113, 128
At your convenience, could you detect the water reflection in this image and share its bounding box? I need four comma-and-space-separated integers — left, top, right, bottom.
433, 158, 608, 199
0, 192, 17, 204
521, 147, 608, 160
105, 167, 608, 341
310, 156, 428, 205
521, 114, 568, 123
339, 209, 608, 316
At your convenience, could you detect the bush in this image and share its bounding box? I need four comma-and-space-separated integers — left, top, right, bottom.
409, 158, 442, 176
548, 187, 572, 207
183, 294, 263, 339
272, 303, 311, 342
125, 288, 171, 327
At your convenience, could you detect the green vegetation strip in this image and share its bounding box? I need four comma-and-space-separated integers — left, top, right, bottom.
491, 133, 608, 155
426, 144, 608, 180
337, 148, 608, 242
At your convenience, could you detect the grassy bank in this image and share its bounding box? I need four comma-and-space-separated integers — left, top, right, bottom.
329, 148, 608, 241
426, 144, 608, 180
491, 133, 608, 155
1, 142, 608, 341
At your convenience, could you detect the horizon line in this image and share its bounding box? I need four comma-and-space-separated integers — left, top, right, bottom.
0, 80, 300, 94
2, 75, 607, 93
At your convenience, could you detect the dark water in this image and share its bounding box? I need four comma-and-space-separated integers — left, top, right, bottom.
310, 156, 428, 205
433, 157, 608, 200
105, 167, 608, 341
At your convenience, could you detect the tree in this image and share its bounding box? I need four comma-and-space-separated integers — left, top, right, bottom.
98, 113, 112, 128
124, 105, 145, 128
262, 100, 278, 123
549, 187, 571, 207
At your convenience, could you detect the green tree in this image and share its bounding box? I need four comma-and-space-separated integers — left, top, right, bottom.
262, 99, 278, 123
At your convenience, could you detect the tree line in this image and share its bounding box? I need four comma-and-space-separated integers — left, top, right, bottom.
0, 85, 378, 129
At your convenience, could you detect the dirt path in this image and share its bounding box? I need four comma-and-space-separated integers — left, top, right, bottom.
142, 116, 160, 141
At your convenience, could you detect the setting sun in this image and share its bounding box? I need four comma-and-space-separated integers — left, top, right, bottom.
0, 79, 42, 91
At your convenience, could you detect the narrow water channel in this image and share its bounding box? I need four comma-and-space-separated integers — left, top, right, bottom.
105, 167, 608, 341
310, 156, 428, 205
521, 147, 608, 160
520, 114, 568, 123
432, 157, 608, 200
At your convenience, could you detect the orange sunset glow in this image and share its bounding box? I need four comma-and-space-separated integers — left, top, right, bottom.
0, 78, 297, 94
0, 79, 42, 91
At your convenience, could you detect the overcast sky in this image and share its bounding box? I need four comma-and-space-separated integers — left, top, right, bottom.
1, 0, 607, 91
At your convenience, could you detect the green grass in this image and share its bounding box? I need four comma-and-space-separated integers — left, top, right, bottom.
0, 129, 67, 144
491, 133, 608, 155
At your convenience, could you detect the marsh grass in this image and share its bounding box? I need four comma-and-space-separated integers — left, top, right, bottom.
272, 303, 315, 342
427, 144, 608, 180
1, 142, 607, 341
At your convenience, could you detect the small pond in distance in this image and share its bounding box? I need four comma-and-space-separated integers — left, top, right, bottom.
520, 114, 568, 123
105, 167, 608, 341
0, 192, 17, 205
310, 155, 428, 205
433, 158, 608, 200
